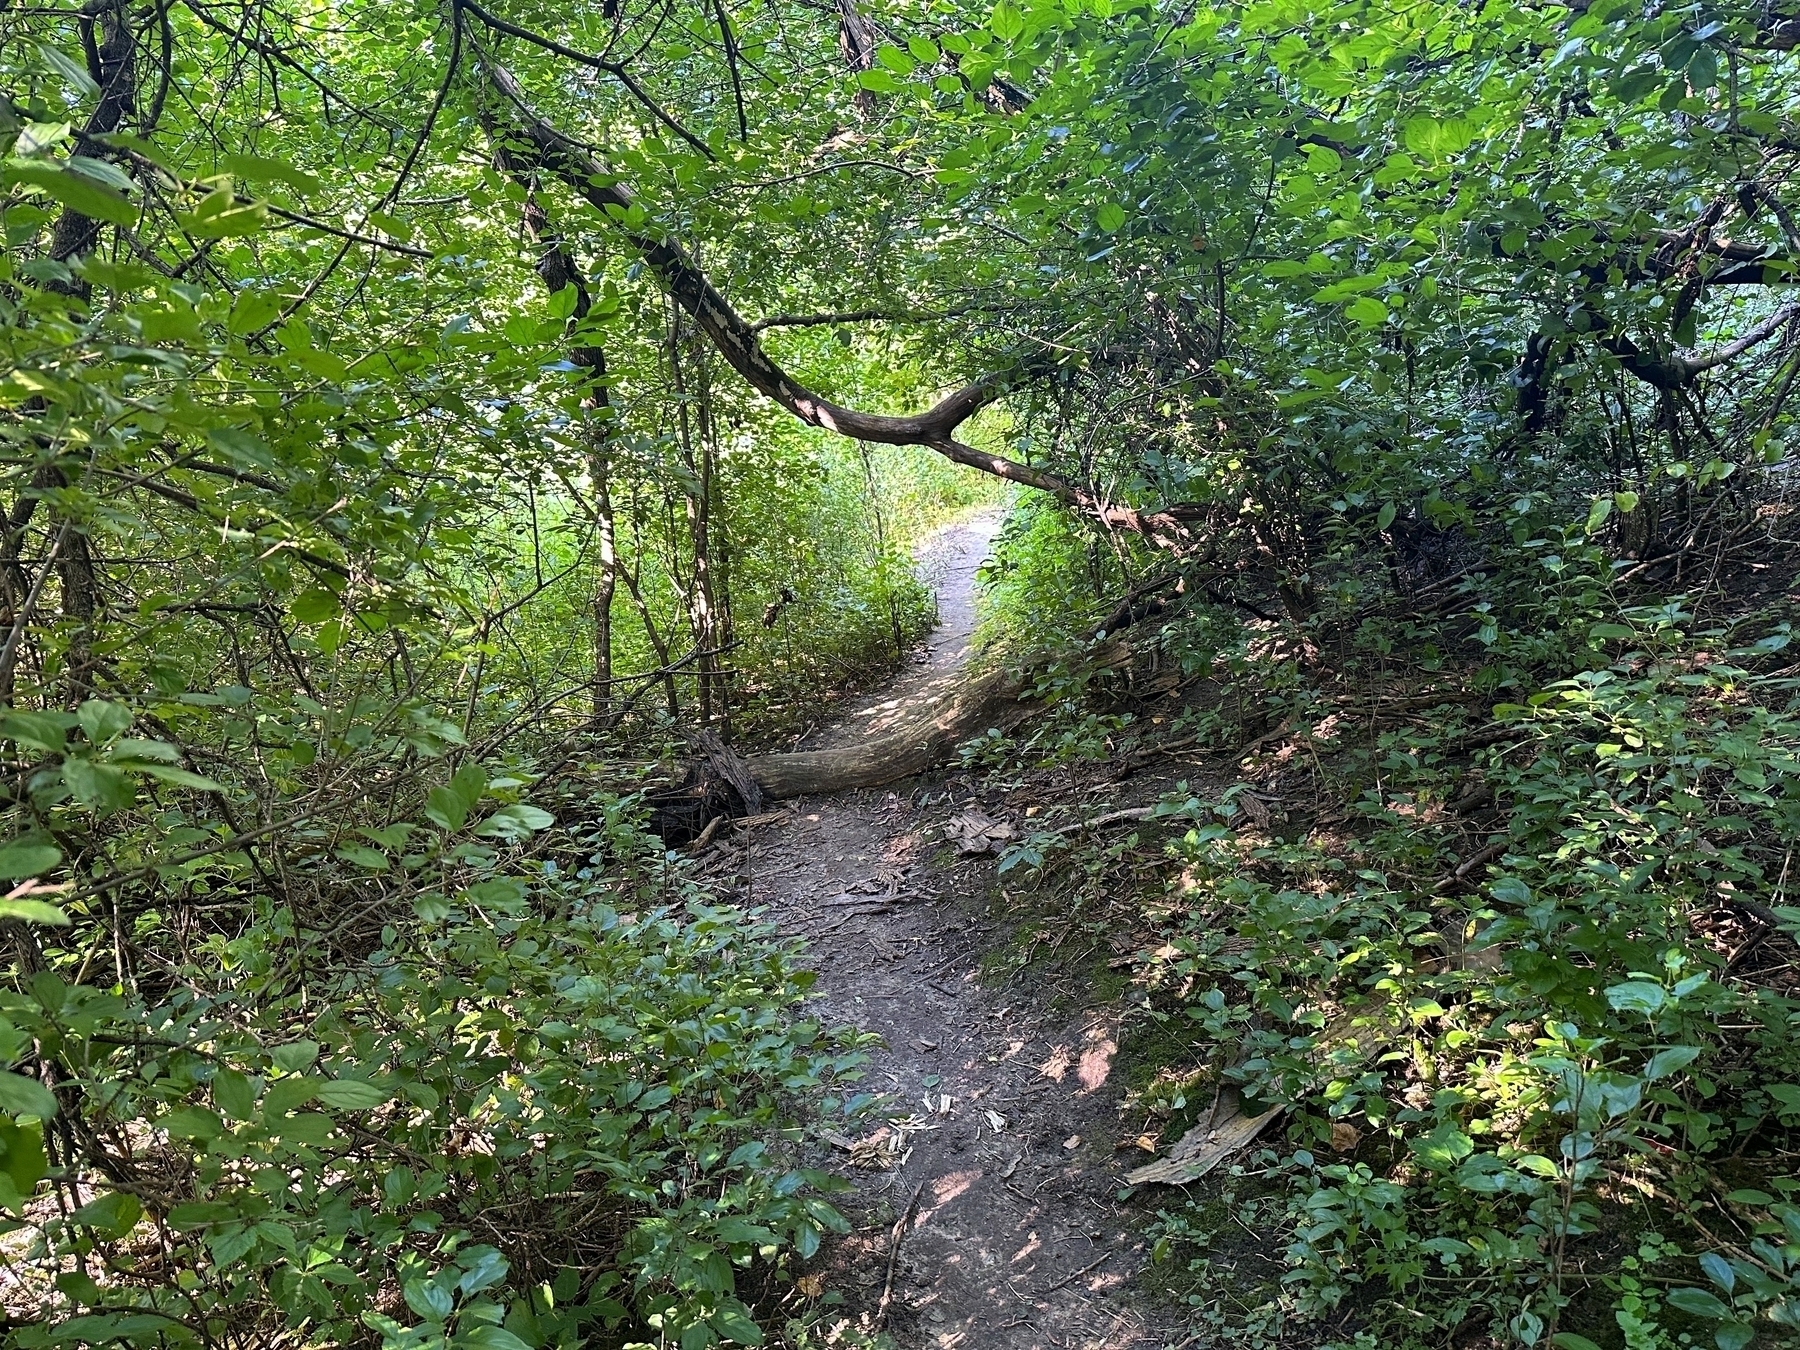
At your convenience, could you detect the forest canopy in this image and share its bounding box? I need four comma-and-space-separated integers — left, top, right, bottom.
3, 0, 1800, 1345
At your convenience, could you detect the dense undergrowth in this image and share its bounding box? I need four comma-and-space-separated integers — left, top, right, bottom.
1, 750, 874, 1349
975, 502, 1800, 1349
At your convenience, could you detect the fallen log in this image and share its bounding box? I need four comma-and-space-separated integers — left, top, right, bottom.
638, 636, 1145, 840
745, 666, 1029, 798
643, 665, 1032, 840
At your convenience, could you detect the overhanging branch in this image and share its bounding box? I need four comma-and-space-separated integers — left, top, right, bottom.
476, 54, 1069, 488
1604, 302, 1799, 389
474, 48, 1210, 552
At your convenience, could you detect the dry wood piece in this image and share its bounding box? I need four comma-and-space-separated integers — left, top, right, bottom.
731, 810, 790, 831
1124, 1093, 1284, 1186
875, 1181, 927, 1330
747, 665, 1032, 798
1038, 1251, 1112, 1295
1128, 1000, 1391, 1186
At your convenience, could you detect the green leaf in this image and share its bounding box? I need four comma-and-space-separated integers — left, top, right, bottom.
458, 1329, 534, 1350
33, 42, 98, 97
219, 152, 320, 196
1312, 275, 1384, 302
425, 786, 468, 831
1376, 502, 1397, 531
212, 1068, 257, 1122
546, 283, 580, 320
77, 698, 131, 744
334, 844, 389, 871
1699, 1251, 1736, 1294
0, 1071, 56, 1120
990, 0, 1024, 42
709, 1298, 764, 1346
1344, 296, 1388, 326
875, 44, 915, 75
0, 842, 62, 880
1, 711, 71, 753
314, 1079, 392, 1110
161, 1105, 224, 1139
0, 1119, 48, 1191
69, 1189, 142, 1239
403, 1277, 454, 1322
1605, 981, 1666, 1016
3, 159, 136, 227
1666, 1287, 1731, 1319
177, 187, 268, 238
0, 899, 70, 925
472, 803, 555, 840
167, 1200, 237, 1228
1096, 202, 1126, 233
424, 762, 487, 831
47, 1312, 177, 1342
270, 1040, 319, 1074
1585, 496, 1613, 534
228, 290, 284, 335
62, 759, 135, 814
1551, 1337, 1604, 1350
128, 763, 225, 792
1409, 1123, 1474, 1170
290, 588, 341, 624
1644, 1045, 1701, 1080
67, 155, 135, 194
715, 1217, 778, 1245
457, 1246, 509, 1295
413, 892, 452, 923
261, 1076, 320, 1116
1401, 116, 1474, 159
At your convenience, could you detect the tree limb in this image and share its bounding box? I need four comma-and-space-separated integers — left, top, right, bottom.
1604, 302, 1799, 389
475, 49, 1208, 550
750, 304, 980, 333
458, 0, 716, 160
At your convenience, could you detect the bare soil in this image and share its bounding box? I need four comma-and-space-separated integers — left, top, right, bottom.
709, 513, 1187, 1349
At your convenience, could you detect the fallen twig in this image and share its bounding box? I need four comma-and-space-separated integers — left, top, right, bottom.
875, 1181, 926, 1330
1434, 840, 1506, 892
1038, 1251, 1110, 1294
683, 816, 724, 853
731, 810, 790, 831
1047, 806, 1158, 837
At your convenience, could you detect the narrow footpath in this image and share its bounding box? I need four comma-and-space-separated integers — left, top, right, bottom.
718, 512, 1181, 1349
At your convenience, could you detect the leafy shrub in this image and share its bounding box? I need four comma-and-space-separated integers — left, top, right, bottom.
1112, 624, 1800, 1346
0, 794, 863, 1348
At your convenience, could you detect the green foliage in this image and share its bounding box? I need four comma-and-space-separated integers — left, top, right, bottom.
1103, 625, 1800, 1346
7, 0, 1800, 1339
1, 796, 863, 1347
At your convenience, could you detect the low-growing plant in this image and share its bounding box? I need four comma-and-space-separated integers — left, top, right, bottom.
1111, 620, 1800, 1347
0, 788, 866, 1349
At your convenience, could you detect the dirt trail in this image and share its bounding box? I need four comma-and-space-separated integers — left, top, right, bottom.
792, 510, 1006, 753
728, 512, 1181, 1349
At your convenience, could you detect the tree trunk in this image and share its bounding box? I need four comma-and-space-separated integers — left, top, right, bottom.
490, 144, 622, 726
669, 310, 726, 731
591, 447, 618, 724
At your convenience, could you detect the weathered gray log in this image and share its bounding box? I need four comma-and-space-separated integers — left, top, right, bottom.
639, 665, 1032, 839
744, 665, 1030, 799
